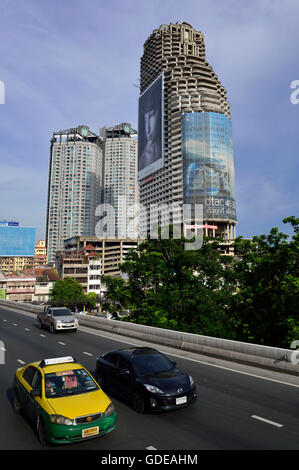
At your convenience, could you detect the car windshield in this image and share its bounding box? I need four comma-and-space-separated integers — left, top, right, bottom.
45, 368, 98, 398
131, 352, 174, 375
52, 309, 73, 317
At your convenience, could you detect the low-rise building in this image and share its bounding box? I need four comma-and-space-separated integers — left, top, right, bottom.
34, 240, 47, 268
33, 267, 59, 303
56, 236, 139, 295
0, 275, 36, 302
0, 256, 34, 275
0, 267, 59, 303
0, 240, 48, 276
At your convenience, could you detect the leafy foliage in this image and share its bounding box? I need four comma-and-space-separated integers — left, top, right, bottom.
102, 218, 299, 348
232, 217, 299, 347
102, 231, 239, 339
50, 277, 97, 310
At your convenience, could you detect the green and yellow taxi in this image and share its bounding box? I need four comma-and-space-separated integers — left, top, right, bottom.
12, 356, 117, 445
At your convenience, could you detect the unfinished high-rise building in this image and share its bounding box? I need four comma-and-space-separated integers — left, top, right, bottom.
138, 22, 237, 240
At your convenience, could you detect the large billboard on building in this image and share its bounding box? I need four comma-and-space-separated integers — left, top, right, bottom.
138, 73, 164, 179
182, 112, 237, 222
0, 226, 35, 256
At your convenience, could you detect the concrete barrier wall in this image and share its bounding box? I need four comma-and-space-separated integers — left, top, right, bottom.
0, 299, 298, 376
0, 299, 43, 314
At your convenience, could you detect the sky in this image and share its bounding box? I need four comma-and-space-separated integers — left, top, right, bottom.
0, 0, 298, 241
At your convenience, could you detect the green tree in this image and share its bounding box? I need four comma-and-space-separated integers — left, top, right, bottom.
84, 292, 98, 310
102, 230, 238, 338
50, 277, 86, 310
232, 217, 299, 347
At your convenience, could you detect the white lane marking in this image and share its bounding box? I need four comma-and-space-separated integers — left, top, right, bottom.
39, 334, 46, 338
78, 326, 299, 389
58, 342, 66, 346
251, 415, 283, 428
146, 446, 157, 450
13, 323, 18, 326
25, 328, 30, 331
83, 351, 93, 356
3, 319, 7, 322
2, 306, 299, 389
17, 359, 25, 365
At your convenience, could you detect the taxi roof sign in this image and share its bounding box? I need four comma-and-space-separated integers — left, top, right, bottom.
39, 356, 75, 367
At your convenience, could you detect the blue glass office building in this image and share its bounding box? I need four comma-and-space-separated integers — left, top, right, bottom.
0, 226, 35, 257
182, 112, 237, 223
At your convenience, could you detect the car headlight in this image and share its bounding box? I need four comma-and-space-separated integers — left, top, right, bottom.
144, 384, 164, 394
50, 414, 74, 425
104, 403, 115, 417
189, 376, 195, 387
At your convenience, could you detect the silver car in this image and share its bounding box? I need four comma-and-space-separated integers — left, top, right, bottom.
37, 307, 78, 333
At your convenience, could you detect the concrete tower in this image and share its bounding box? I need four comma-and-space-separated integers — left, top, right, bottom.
138, 22, 237, 240
100, 123, 138, 239
46, 125, 103, 265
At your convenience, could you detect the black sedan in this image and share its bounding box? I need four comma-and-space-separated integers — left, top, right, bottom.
94, 347, 197, 413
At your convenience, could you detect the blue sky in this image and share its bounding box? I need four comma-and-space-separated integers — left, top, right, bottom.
0, 0, 298, 240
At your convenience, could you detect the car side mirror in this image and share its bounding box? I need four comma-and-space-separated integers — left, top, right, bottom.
30, 389, 40, 398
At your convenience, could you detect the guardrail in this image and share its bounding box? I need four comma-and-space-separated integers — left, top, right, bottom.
0, 299, 298, 376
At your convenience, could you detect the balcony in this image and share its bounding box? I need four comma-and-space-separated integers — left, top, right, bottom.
6, 288, 35, 294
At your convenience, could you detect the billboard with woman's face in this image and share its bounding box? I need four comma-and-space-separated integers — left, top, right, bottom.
182, 112, 237, 222
138, 74, 164, 179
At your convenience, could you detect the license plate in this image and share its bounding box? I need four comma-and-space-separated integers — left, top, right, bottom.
82, 426, 99, 438
176, 396, 187, 405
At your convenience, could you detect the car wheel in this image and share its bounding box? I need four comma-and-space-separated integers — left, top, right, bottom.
38, 319, 43, 329
37, 417, 47, 446
50, 324, 55, 334
13, 389, 21, 414
132, 391, 145, 413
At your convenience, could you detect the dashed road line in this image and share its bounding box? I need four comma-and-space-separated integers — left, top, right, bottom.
58, 342, 66, 346
251, 415, 283, 428
17, 359, 25, 365
2, 306, 299, 389
83, 351, 93, 356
